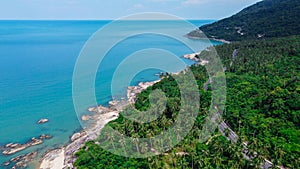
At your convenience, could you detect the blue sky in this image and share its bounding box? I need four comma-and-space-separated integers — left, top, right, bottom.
0, 0, 261, 20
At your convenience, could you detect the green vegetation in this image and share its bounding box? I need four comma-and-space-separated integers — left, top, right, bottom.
75, 1, 299, 168
196, 0, 300, 41
75, 35, 300, 168
212, 36, 300, 168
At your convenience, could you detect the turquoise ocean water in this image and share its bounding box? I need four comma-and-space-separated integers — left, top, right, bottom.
0, 20, 221, 168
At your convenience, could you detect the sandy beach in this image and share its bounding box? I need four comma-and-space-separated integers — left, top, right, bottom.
39, 149, 65, 169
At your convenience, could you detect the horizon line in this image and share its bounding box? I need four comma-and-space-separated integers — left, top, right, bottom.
0, 18, 218, 21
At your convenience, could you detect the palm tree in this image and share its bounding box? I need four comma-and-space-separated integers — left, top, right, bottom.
161, 115, 168, 131
213, 156, 223, 168
125, 121, 134, 136
170, 150, 177, 168
146, 132, 154, 149
119, 137, 128, 157
141, 142, 148, 154
132, 137, 140, 154
107, 131, 116, 151
224, 128, 231, 137
175, 127, 183, 142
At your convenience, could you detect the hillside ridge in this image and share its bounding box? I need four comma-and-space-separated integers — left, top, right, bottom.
188, 0, 300, 41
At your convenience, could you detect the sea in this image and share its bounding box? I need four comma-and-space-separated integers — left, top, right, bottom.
0, 20, 222, 168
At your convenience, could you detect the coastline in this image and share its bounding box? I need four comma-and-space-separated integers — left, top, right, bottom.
2, 50, 206, 169
38, 80, 161, 169
38, 50, 205, 169
185, 34, 231, 44
182, 52, 210, 66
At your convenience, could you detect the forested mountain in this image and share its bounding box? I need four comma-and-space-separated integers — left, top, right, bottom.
192, 0, 300, 41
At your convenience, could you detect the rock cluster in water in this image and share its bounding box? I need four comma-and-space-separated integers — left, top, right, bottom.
3, 151, 38, 169
2, 134, 52, 155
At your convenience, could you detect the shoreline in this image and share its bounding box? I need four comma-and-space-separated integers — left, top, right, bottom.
38, 80, 161, 169
182, 52, 210, 66
184, 34, 231, 44
2, 52, 203, 169
38, 51, 203, 169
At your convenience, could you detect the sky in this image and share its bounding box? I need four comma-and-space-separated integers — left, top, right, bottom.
0, 0, 262, 20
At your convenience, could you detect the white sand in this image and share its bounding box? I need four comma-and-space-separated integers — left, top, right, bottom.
39, 148, 65, 169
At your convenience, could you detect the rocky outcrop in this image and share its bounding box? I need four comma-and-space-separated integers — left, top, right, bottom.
40, 134, 52, 140
182, 52, 210, 66
2, 134, 51, 155
182, 53, 200, 61
108, 100, 119, 107
88, 105, 110, 114
37, 119, 49, 124
2, 151, 37, 169
127, 80, 160, 103
81, 115, 92, 121
70, 131, 86, 142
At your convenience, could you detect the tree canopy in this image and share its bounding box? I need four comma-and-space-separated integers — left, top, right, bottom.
75, 35, 300, 168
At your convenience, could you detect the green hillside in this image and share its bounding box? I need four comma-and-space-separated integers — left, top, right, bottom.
74, 1, 300, 168
191, 0, 300, 41
75, 36, 300, 168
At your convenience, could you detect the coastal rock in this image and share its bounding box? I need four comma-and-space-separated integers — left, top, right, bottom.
70, 133, 81, 142
5, 143, 13, 148
81, 115, 92, 121
138, 81, 160, 89
6, 151, 37, 169
88, 107, 96, 112
37, 119, 49, 124
127, 80, 160, 103
2, 134, 51, 155
40, 134, 52, 139
182, 53, 200, 61
182, 52, 210, 66
70, 132, 86, 142
109, 100, 119, 107
3, 145, 27, 155
5, 143, 20, 148
88, 106, 110, 114
30, 137, 43, 146
2, 161, 10, 166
